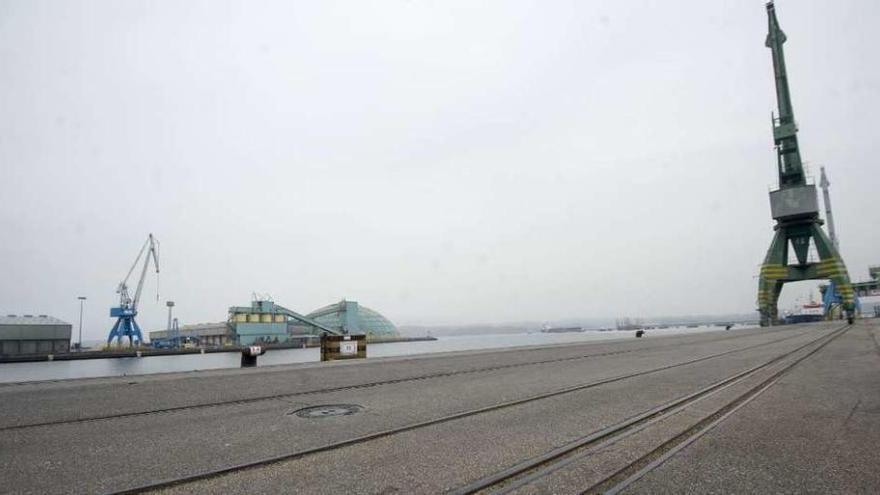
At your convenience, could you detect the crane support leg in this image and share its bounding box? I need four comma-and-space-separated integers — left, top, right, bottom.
758, 222, 856, 326
107, 318, 123, 346
107, 315, 145, 347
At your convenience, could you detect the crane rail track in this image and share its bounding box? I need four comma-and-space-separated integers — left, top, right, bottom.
590, 324, 850, 495
96, 327, 834, 495
446, 324, 850, 495
0, 328, 811, 432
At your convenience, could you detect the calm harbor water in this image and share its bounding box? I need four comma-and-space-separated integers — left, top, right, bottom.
0, 326, 741, 384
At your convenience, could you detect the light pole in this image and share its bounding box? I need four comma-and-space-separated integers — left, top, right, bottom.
166, 301, 175, 347
77, 296, 87, 351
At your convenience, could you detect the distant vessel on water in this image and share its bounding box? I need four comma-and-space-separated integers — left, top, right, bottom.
615, 318, 645, 331
541, 325, 583, 334
784, 299, 825, 324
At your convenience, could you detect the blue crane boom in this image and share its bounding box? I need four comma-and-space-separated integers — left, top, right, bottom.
108, 234, 160, 346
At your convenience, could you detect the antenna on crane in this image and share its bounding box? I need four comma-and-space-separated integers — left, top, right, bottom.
107, 233, 160, 347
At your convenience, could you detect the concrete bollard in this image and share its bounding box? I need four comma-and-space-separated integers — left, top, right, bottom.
635, 330, 645, 338
241, 346, 266, 367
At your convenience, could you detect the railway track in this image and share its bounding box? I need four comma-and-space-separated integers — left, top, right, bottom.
446, 324, 850, 495
0, 327, 811, 432
99, 326, 837, 495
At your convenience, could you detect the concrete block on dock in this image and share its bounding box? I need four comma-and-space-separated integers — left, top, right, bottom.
240, 346, 266, 367
321, 334, 366, 361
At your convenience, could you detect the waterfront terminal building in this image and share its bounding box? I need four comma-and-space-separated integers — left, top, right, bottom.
149, 299, 398, 347
299, 300, 399, 340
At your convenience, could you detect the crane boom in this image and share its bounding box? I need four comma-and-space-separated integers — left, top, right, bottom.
120, 239, 148, 293
132, 234, 159, 310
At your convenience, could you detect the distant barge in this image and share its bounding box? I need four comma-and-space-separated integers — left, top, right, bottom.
540, 326, 583, 334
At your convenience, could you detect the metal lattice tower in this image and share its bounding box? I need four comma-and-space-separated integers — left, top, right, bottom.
757, 2, 855, 326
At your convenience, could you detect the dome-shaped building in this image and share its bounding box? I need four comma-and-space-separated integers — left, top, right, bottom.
304, 300, 399, 339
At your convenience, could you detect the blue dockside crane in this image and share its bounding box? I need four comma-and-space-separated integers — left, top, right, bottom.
107, 234, 160, 346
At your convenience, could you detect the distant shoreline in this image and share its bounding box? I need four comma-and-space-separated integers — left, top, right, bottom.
0, 335, 437, 364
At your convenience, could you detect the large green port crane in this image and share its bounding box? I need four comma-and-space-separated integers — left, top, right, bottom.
757, 2, 855, 326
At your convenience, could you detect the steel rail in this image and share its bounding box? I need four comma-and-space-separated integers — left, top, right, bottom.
101, 328, 828, 495
0, 327, 810, 432
443, 325, 848, 495
592, 323, 849, 495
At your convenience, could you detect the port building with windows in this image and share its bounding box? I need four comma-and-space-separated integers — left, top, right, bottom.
148, 322, 234, 347
301, 300, 399, 339
150, 299, 400, 347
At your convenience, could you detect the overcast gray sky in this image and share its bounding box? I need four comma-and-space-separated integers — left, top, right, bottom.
1, 0, 878, 340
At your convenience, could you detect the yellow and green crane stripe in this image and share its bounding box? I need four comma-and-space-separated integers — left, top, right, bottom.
760, 264, 788, 281
815, 258, 847, 278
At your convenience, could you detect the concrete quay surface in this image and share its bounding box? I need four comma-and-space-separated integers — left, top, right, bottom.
0, 321, 877, 494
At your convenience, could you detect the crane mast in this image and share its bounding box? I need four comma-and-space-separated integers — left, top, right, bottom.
107, 234, 160, 346
766, 2, 805, 187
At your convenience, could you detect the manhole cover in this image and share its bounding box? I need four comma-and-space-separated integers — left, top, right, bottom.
291, 404, 363, 418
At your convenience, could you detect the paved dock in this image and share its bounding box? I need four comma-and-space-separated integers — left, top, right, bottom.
1, 321, 878, 494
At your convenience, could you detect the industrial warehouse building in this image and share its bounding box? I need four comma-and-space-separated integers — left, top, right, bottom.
302, 300, 399, 338
148, 322, 234, 347
854, 266, 880, 316
148, 299, 399, 347
0, 315, 71, 356
234, 299, 400, 345
229, 299, 289, 345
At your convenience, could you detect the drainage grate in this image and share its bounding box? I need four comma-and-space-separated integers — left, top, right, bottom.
291, 404, 363, 418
